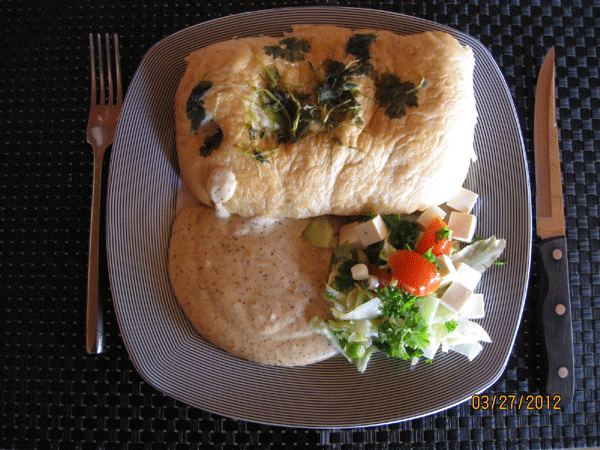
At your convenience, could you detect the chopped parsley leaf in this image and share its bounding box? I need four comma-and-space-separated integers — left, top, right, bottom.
346, 33, 377, 72
375, 73, 426, 119
309, 59, 365, 130
199, 128, 223, 157
186, 80, 213, 131
435, 226, 452, 242
379, 286, 419, 319
445, 319, 459, 333
375, 286, 430, 360
422, 248, 436, 264
264, 37, 310, 62
334, 259, 359, 292
257, 66, 312, 144
382, 215, 419, 250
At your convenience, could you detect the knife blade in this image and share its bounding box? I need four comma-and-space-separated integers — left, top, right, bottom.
533, 46, 574, 405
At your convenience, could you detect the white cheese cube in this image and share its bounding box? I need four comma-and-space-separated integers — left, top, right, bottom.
446, 187, 479, 213
367, 275, 380, 290
454, 262, 482, 291
436, 254, 457, 287
351, 263, 369, 281
355, 215, 388, 247
447, 212, 477, 243
440, 281, 474, 314
339, 222, 362, 248
416, 230, 424, 244
416, 205, 447, 229
460, 294, 485, 319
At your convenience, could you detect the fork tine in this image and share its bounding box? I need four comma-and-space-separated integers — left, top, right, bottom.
96, 33, 105, 104
105, 33, 114, 105
114, 34, 122, 105
89, 34, 96, 105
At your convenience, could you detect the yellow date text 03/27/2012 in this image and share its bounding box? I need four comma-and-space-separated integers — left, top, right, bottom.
471, 394, 562, 411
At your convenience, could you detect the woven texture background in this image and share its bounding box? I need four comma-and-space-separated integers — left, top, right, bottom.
1, 0, 599, 448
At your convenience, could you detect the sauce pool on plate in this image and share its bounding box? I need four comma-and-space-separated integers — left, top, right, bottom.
168, 202, 339, 366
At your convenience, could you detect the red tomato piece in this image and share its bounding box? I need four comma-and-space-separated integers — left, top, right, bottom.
387, 250, 441, 296
416, 216, 452, 256
366, 263, 393, 286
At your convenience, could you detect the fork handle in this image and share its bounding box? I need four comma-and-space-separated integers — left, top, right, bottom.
86, 153, 105, 354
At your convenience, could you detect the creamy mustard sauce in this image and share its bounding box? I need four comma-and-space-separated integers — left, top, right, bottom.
168, 203, 339, 366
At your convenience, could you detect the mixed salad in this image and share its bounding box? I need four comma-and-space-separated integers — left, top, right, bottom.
306, 188, 506, 372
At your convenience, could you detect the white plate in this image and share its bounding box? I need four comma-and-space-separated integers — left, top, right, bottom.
107, 7, 532, 428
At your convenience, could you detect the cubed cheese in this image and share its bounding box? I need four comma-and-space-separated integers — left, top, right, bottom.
436, 254, 457, 287
440, 281, 474, 313
351, 263, 369, 281
339, 222, 362, 247
416, 230, 424, 244
460, 293, 485, 319
448, 212, 477, 243
367, 275, 380, 290
416, 205, 447, 229
454, 262, 482, 291
446, 187, 479, 213
355, 215, 388, 247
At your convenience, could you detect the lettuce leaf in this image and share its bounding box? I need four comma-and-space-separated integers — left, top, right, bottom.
450, 236, 506, 273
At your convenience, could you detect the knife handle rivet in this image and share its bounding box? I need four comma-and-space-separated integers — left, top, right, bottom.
555, 304, 566, 315
552, 248, 563, 260
558, 367, 569, 378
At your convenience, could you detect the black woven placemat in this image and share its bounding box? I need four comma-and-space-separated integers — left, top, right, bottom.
2, 0, 599, 448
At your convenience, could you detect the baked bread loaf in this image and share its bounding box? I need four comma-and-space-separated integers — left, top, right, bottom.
175, 25, 477, 219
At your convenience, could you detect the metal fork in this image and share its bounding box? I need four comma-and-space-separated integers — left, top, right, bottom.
86, 33, 122, 354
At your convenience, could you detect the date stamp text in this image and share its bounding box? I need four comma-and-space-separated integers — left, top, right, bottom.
471, 394, 562, 410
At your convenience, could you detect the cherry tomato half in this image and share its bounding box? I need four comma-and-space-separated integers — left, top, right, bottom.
416, 216, 452, 256
388, 250, 441, 296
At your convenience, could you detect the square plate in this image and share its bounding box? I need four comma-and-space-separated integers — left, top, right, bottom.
107, 7, 532, 428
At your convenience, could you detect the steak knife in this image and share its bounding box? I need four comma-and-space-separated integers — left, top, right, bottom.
533, 47, 574, 405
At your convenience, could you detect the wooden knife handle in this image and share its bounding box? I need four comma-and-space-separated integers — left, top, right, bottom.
536, 236, 574, 405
